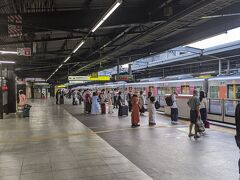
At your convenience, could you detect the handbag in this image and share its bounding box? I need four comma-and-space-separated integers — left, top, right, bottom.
196, 117, 205, 132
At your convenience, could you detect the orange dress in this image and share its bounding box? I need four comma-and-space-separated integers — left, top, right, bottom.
131, 96, 140, 125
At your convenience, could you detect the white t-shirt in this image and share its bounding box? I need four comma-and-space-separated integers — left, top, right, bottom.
199, 98, 207, 109
171, 94, 177, 108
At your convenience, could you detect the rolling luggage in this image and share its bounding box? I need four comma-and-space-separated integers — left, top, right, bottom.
101, 103, 106, 114
60, 97, 64, 104
204, 121, 210, 128
197, 118, 205, 133
118, 105, 128, 116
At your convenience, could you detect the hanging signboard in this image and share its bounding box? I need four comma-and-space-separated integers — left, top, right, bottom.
17, 48, 31, 56
88, 76, 110, 81
68, 76, 89, 81
115, 75, 134, 81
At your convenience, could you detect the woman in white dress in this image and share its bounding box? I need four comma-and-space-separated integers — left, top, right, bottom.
91, 92, 100, 115
147, 94, 156, 126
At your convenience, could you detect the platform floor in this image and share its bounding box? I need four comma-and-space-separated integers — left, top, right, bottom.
0, 99, 151, 180
62, 99, 239, 180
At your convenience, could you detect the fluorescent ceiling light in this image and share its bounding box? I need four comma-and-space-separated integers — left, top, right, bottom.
91, 0, 122, 33
92, 20, 105, 33
0, 61, 15, 64
73, 41, 85, 53
59, 64, 63, 68
64, 56, 71, 63
103, 1, 121, 21
0, 51, 18, 55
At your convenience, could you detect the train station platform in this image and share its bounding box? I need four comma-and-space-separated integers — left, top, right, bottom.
0, 99, 151, 180
0, 99, 238, 180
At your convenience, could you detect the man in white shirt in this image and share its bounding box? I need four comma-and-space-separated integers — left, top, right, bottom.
171, 91, 178, 124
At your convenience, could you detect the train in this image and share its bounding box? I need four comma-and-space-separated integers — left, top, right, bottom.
73, 75, 240, 125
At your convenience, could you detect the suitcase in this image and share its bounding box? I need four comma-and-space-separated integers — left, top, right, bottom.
23, 107, 30, 117
119, 105, 128, 116
108, 104, 113, 114
204, 121, 210, 128
101, 103, 106, 114
60, 97, 64, 104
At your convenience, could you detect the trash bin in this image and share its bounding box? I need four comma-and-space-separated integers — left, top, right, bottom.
23, 104, 31, 118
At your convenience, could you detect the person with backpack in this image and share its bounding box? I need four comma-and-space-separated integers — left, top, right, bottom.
170, 91, 178, 124
187, 90, 201, 139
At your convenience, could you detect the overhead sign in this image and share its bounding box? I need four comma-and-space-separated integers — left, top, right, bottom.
88, 76, 110, 81
69, 81, 85, 84
17, 48, 31, 56
91, 72, 98, 78
57, 84, 67, 88
68, 76, 89, 81
115, 75, 134, 81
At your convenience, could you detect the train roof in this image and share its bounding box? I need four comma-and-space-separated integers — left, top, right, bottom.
208, 75, 240, 81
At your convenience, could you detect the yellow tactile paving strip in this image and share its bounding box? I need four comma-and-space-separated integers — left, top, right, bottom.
0, 125, 167, 144
0, 121, 235, 144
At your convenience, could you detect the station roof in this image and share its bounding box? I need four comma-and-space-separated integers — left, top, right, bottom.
0, 0, 240, 81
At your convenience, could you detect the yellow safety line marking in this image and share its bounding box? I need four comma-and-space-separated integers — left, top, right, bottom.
0, 125, 166, 144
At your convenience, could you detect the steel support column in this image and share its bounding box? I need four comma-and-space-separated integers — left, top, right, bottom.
219, 59, 222, 75
227, 60, 230, 74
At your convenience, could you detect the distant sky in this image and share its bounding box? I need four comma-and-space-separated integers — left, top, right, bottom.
187, 27, 240, 49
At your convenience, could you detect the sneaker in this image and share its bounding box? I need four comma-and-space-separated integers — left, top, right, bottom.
149, 122, 156, 126
194, 135, 200, 139
188, 133, 194, 137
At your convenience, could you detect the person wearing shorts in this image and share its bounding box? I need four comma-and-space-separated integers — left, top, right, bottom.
187, 90, 201, 139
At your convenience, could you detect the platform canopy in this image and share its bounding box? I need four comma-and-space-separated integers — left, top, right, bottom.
0, 0, 239, 82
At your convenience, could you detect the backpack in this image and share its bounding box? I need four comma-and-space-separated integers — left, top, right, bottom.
155, 101, 160, 109
165, 95, 173, 106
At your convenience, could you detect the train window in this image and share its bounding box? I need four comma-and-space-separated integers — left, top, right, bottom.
159, 87, 171, 95
210, 86, 219, 98
181, 85, 189, 94
195, 86, 202, 92
227, 85, 240, 99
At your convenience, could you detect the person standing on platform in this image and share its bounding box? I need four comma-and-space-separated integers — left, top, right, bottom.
139, 91, 145, 116
84, 89, 91, 114
131, 94, 140, 127
171, 91, 178, 124
127, 91, 132, 112
60, 90, 64, 104
19, 90, 27, 107
148, 96, 156, 126
99, 89, 106, 114
106, 91, 113, 114
56, 90, 60, 104
78, 90, 82, 105
113, 89, 118, 109
199, 91, 207, 126
72, 90, 78, 105
117, 91, 123, 116
187, 90, 201, 139
91, 92, 100, 115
